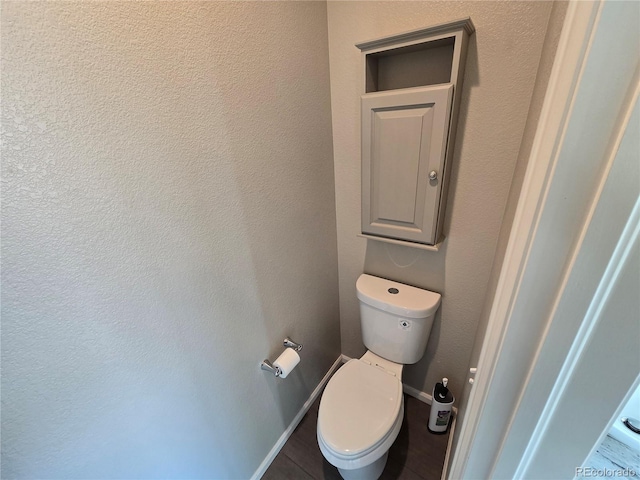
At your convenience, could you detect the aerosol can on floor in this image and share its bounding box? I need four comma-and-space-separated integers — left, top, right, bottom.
428, 377, 454, 433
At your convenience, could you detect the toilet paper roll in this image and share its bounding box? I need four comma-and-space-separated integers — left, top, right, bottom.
274, 347, 300, 378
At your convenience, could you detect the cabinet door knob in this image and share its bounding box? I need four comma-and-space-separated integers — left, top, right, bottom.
429, 170, 438, 181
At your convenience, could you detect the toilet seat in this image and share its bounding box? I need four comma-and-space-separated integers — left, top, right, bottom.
317, 359, 403, 461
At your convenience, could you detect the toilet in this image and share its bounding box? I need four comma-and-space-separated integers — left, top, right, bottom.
317, 274, 441, 480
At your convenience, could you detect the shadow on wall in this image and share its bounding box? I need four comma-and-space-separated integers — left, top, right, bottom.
441, 33, 479, 235
211, 0, 341, 429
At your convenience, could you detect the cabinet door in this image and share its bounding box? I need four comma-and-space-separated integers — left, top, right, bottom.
362, 84, 453, 245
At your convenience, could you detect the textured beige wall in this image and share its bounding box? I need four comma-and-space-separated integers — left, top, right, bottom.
1, 2, 339, 478
327, 1, 555, 397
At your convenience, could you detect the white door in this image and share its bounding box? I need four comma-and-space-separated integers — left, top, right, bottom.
361, 85, 453, 245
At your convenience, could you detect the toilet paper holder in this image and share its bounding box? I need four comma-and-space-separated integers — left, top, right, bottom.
261, 338, 303, 376
283, 337, 303, 352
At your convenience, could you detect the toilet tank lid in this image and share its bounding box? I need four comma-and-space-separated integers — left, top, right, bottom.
356, 274, 441, 318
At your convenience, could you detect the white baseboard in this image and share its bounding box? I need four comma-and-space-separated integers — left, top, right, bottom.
403, 383, 433, 405
251, 354, 343, 480
442, 414, 456, 480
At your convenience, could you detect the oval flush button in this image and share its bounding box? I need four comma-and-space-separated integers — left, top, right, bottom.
388, 288, 399, 294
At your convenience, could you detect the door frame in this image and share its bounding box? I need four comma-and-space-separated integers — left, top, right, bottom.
448, 0, 640, 477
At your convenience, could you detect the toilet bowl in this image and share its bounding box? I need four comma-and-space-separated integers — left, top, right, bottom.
317, 274, 441, 480
317, 353, 404, 480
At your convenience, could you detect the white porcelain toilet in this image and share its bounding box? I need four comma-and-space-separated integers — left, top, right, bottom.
317, 274, 441, 480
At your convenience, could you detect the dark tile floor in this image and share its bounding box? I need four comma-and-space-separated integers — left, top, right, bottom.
263, 394, 450, 480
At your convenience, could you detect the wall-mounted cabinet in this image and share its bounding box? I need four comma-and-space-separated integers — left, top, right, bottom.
357, 19, 475, 249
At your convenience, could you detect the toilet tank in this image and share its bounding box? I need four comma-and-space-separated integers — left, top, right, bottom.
356, 274, 441, 364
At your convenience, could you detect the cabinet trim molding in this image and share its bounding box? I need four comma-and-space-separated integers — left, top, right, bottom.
355, 18, 475, 52
357, 233, 444, 252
